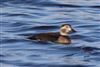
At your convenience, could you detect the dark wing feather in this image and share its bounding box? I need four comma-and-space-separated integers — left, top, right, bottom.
27, 32, 60, 41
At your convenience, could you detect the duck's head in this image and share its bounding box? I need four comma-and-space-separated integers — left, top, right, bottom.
60, 24, 75, 36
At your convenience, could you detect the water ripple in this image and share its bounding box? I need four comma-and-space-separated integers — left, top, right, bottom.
1, 0, 100, 67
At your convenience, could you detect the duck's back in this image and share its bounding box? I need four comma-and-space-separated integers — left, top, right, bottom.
27, 32, 60, 41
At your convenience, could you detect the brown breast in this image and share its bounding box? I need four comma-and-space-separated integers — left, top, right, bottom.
57, 36, 71, 44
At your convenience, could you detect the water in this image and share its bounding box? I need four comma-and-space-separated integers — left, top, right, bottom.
0, 0, 100, 67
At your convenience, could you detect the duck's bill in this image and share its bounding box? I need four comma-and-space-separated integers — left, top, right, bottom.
71, 28, 76, 32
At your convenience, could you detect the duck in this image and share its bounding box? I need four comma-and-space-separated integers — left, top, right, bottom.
27, 24, 75, 44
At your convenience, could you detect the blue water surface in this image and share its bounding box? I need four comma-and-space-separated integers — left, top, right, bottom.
0, 0, 100, 67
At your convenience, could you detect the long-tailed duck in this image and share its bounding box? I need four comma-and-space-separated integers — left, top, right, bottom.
27, 24, 75, 44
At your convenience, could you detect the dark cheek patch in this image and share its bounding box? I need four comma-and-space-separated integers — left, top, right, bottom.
61, 29, 66, 33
